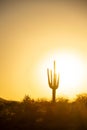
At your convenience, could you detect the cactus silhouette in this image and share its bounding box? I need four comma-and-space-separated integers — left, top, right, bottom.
47, 61, 59, 103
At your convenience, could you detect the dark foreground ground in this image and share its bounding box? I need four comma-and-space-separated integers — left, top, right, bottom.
0, 95, 87, 130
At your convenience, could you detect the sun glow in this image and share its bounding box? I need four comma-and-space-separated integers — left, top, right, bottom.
36, 51, 85, 99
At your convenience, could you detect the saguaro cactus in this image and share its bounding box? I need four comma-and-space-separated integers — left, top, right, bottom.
47, 61, 59, 103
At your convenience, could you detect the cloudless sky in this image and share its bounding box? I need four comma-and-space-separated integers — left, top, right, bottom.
0, 0, 87, 100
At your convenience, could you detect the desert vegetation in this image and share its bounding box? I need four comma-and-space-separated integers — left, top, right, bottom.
47, 61, 59, 103
0, 94, 87, 130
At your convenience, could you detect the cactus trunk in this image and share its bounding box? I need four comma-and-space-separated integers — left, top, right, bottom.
52, 89, 56, 103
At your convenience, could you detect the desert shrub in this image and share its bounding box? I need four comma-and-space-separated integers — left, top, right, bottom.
76, 94, 87, 105
0, 94, 87, 130
22, 95, 31, 103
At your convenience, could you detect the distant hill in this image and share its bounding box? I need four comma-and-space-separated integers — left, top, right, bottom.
0, 97, 7, 102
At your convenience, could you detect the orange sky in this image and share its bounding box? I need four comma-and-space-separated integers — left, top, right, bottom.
0, 1, 87, 100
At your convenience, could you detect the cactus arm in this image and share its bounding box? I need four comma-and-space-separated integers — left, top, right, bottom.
47, 69, 50, 85
47, 69, 52, 88
56, 74, 60, 89
50, 70, 53, 87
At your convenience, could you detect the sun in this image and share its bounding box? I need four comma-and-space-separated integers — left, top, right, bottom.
35, 51, 85, 99
56, 53, 85, 98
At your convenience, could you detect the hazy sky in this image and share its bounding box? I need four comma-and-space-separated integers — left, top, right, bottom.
0, 0, 87, 100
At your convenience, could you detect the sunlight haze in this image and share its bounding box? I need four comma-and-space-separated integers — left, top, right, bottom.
0, 1, 87, 100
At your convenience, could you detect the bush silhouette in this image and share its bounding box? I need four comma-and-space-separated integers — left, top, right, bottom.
0, 94, 87, 130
